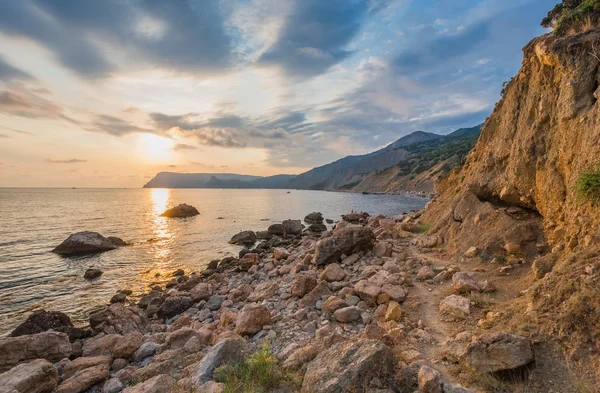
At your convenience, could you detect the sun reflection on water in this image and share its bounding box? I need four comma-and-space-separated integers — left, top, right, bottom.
149, 188, 173, 274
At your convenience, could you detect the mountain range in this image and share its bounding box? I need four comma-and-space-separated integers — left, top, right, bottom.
143, 124, 483, 192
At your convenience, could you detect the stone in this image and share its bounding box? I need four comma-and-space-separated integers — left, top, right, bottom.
193, 339, 243, 386
113, 332, 143, 359
314, 227, 375, 266
197, 381, 225, 393
381, 285, 407, 302
82, 334, 122, 357
53, 231, 125, 255
452, 272, 481, 294
304, 212, 324, 224
89, 303, 148, 335
246, 281, 278, 302
267, 224, 284, 236
234, 304, 271, 335
10, 310, 88, 342
320, 263, 346, 282
373, 241, 392, 258
465, 247, 479, 258
56, 358, 110, 393
167, 328, 212, 349
333, 306, 362, 323
228, 231, 257, 246
0, 331, 71, 372
417, 365, 442, 393
102, 378, 124, 393
416, 266, 435, 281
290, 275, 317, 298
282, 219, 303, 237
384, 301, 402, 322
156, 296, 193, 320
84, 268, 103, 280
298, 281, 332, 308
190, 283, 213, 302
341, 212, 369, 223
439, 295, 471, 319
204, 295, 226, 311
466, 332, 534, 373
0, 359, 58, 393
133, 342, 158, 362
321, 296, 347, 313
353, 280, 381, 305
122, 374, 173, 393
307, 223, 327, 233
160, 203, 199, 218
273, 247, 290, 261
110, 293, 127, 304
239, 253, 259, 271
301, 339, 396, 393
444, 383, 476, 393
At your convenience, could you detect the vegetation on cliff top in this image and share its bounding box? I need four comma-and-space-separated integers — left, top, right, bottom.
577, 161, 600, 205
542, 0, 600, 34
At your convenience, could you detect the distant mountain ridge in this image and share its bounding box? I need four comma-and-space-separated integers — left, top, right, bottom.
143, 125, 483, 191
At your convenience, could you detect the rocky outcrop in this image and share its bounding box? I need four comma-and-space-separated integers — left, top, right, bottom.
313, 227, 375, 265
160, 203, 200, 218
52, 232, 125, 255
0, 331, 71, 372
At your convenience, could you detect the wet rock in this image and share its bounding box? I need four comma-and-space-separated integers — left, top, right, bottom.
193, 339, 243, 386
466, 332, 534, 373
110, 293, 127, 304
10, 310, 89, 342
122, 374, 173, 393
84, 268, 103, 280
301, 339, 396, 393
314, 227, 375, 266
291, 275, 317, 298
307, 223, 327, 233
304, 212, 324, 224
282, 220, 303, 237
267, 224, 284, 236
333, 306, 362, 323
452, 272, 481, 294
156, 296, 193, 320
229, 231, 257, 246
0, 331, 71, 372
89, 303, 148, 335
439, 295, 471, 319
160, 203, 199, 218
53, 231, 125, 255
0, 359, 58, 393
417, 365, 442, 393
320, 263, 346, 282
235, 304, 271, 336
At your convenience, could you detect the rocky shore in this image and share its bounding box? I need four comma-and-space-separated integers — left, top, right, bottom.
0, 209, 545, 393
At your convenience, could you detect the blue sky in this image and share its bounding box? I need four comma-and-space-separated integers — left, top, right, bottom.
0, 0, 553, 187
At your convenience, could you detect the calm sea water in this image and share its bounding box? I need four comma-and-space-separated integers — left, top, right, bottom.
0, 188, 427, 335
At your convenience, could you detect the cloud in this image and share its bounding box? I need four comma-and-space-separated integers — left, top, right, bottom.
0, 133, 9, 138
258, 0, 383, 77
172, 143, 199, 151
43, 158, 87, 164
86, 114, 155, 136
0, 55, 33, 81
0, 85, 63, 119
0, 125, 35, 136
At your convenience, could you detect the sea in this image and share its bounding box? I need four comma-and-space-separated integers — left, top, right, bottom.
0, 188, 428, 335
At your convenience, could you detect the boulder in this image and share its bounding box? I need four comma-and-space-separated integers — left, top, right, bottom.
193, 339, 243, 386
190, 283, 213, 302
384, 301, 402, 322
452, 272, 481, 294
333, 306, 362, 323
373, 242, 392, 258
353, 280, 381, 305
307, 223, 327, 233
282, 219, 303, 237
301, 339, 396, 393
102, 378, 124, 393
234, 304, 271, 335
0, 331, 71, 372
341, 212, 369, 223
10, 310, 89, 342
84, 268, 103, 280
0, 359, 58, 393
273, 247, 290, 261
53, 231, 124, 255
417, 365, 443, 393
167, 327, 212, 349
160, 203, 199, 218
246, 281, 278, 302
267, 224, 284, 236
81, 334, 122, 357
465, 332, 534, 373
122, 374, 173, 393
156, 296, 193, 320
290, 275, 317, 298
304, 212, 324, 224
416, 266, 435, 281
321, 296, 347, 313
314, 227, 375, 266
228, 231, 256, 246
89, 303, 148, 335
113, 332, 144, 359
439, 295, 470, 319
55, 357, 110, 393
320, 263, 346, 282
298, 281, 332, 308
133, 342, 158, 362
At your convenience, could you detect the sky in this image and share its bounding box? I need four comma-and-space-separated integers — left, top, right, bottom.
0, 0, 553, 187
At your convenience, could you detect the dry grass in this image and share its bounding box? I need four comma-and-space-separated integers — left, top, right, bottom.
468, 292, 496, 309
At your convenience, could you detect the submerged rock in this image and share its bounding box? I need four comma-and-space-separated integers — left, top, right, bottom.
53, 231, 125, 255
160, 203, 199, 218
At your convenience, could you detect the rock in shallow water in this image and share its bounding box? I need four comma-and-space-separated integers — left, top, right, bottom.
160, 203, 199, 218
84, 268, 103, 280
53, 231, 125, 255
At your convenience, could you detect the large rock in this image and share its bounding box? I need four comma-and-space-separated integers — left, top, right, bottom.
452, 272, 481, 294
321, 296, 347, 313
122, 374, 173, 393
234, 304, 271, 335
89, 303, 148, 335
417, 365, 443, 393
301, 339, 396, 393
55, 357, 110, 393
314, 227, 375, 266
190, 283, 213, 302
465, 332, 534, 373
298, 281, 332, 308
160, 203, 199, 218
353, 280, 381, 305
156, 296, 193, 320
320, 263, 346, 282
193, 339, 243, 385
246, 281, 278, 302
304, 212, 324, 224
83, 268, 103, 280
0, 331, 71, 372
341, 212, 369, 223
290, 275, 317, 298
439, 295, 471, 319
81, 334, 121, 357
10, 310, 89, 342
282, 219, 303, 237
267, 224, 284, 236
0, 359, 58, 393
333, 306, 362, 323
228, 231, 256, 246
52, 231, 125, 255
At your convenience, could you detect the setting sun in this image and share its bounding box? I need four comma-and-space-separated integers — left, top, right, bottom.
138, 134, 175, 162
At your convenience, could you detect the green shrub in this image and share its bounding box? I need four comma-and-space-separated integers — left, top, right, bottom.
409, 223, 430, 234
577, 162, 600, 206
542, 0, 600, 34
214, 343, 299, 393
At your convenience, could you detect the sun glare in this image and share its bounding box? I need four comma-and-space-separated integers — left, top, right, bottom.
139, 134, 175, 162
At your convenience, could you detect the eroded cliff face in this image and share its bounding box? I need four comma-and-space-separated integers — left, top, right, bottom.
425, 29, 600, 257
